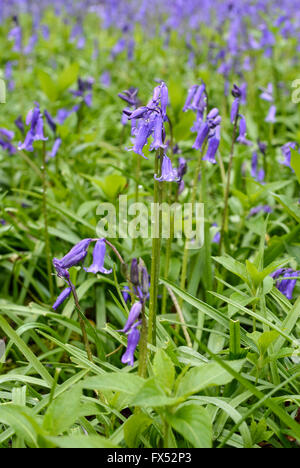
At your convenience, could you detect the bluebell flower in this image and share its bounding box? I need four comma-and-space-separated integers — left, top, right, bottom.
271, 268, 300, 300
18, 104, 48, 152
118, 302, 142, 334
121, 322, 141, 367
49, 138, 62, 159
53, 239, 92, 276
203, 125, 220, 164
280, 142, 297, 168
237, 115, 252, 146
155, 155, 179, 182
52, 287, 72, 310
248, 205, 272, 217
265, 105, 277, 123
85, 239, 112, 275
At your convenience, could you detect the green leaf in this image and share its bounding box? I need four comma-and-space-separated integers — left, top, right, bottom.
57, 63, 79, 93
271, 193, 300, 223
43, 386, 82, 436
132, 379, 180, 407
166, 402, 212, 448
45, 435, 118, 448
123, 413, 152, 448
152, 349, 175, 393
213, 256, 248, 283
37, 70, 58, 101
81, 373, 145, 395
176, 360, 245, 397
0, 405, 38, 447
0, 79, 6, 103
98, 174, 127, 199
290, 148, 300, 185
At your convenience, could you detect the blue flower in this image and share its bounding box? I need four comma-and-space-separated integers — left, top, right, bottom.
84, 239, 112, 275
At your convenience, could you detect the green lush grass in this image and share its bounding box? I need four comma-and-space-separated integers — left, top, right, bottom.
0, 10, 299, 448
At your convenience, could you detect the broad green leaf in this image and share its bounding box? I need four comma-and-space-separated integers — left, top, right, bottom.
213, 256, 248, 283
81, 373, 145, 395
37, 70, 58, 101
123, 413, 152, 448
177, 360, 245, 397
152, 349, 175, 393
43, 386, 82, 436
0, 405, 38, 447
166, 402, 212, 448
290, 148, 300, 184
132, 379, 180, 407
57, 63, 79, 93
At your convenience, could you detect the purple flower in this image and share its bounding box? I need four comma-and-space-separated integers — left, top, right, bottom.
237, 115, 252, 146
14, 116, 25, 135
155, 155, 179, 182
203, 125, 220, 164
84, 239, 112, 275
193, 122, 209, 150
100, 71, 111, 88
49, 138, 62, 159
265, 105, 277, 123
122, 286, 131, 304
54, 239, 92, 274
212, 223, 220, 244
151, 113, 166, 151
183, 85, 198, 112
271, 268, 300, 300
18, 104, 48, 152
248, 205, 272, 217
118, 302, 142, 334
280, 142, 297, 168
52, 287, 72, 310
121, 322, 141, 367
260, 83, 274, 102
44, 110, 57, 134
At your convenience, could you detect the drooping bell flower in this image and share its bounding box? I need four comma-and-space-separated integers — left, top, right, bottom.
193, 122, 209, 151
121, 322, 141, 367
49, 138, 62, 159
54, 238, 92, 273
237, 115, 252, 146
52, 287, 72, 310
122, 286, 131, 304
14, 116, 25, 135
248, 205, 272, 218
44, 110, 57, 134
230, 84, 242, 124
0, 128, 16, 155
270, 268, 300, 300
265, 105, 277, 123
151, 112, 166, 151
85, 239, 112, 275
183, 85, 198, 112
212, 223, 221, 244
18, 104, 48, 152
203, 125, 220, 164
280, 142, 297, 168
118, 302, 142, 333
154, 155, 179, 182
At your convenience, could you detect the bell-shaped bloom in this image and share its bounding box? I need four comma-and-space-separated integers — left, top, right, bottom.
130, 120, 152, 158
44, 110, 57, 134
191, 84, 205, 111
122, 286, 131, 304
248, 205, 272, 218
260, 83, 274, 102
85, 239, 112, 275
151, 113, 166, 151
212, 223, 221, 244
49, 138, 62, 159
56, 238, 92, 271
231, 98, 240, 124
265, 105, 277, 123
14, 116, 25, 135
155, 155, 179, 182
271, 268, 300, 300
280, 142, 297, 168
119, 302, 142, 334
183, 85, 198, 112
121, 322, 141, 367
251, 152, 258, 178
237, 115, 252, 146
52, 287, 72, 310
203, 126, 220, 164
193, 122, 209, 150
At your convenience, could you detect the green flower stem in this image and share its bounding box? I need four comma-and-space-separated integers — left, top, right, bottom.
41, 142, 54, 303
69, 281, 93, 363
180, 143, 206, 304
148, 150, 162, 345
219, 114, 239, 255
